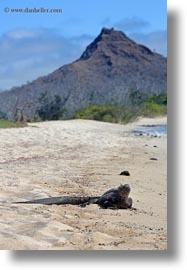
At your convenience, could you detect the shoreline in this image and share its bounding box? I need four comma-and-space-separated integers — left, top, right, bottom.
0, 117, 167, 250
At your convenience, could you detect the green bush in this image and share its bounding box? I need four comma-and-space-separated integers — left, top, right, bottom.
74, 105, 115, 122
74, 105, 134, 124
74, 92, 167, 124
122, 111, 134, 123
0, 120, 26, 129
140, 93, 167, 117
147, 93, 167, 105
140, 102, 167, 117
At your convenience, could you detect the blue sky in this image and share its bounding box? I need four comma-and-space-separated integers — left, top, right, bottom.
0, 0, 167, 90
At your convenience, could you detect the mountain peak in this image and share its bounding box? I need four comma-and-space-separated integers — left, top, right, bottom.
100, 27, 127, 38
0, 27, 166, 120
79, 27, 155, 63
100, 27, 115, 35
79, 27, 129, 61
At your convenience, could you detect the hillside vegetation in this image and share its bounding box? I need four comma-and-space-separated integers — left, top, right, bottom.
34, 92, 167, 123
0, 93, 167, 127
74, 93, 167, 123
74, 105, 133, 123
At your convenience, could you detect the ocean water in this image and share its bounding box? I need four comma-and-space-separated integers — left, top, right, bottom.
132, 125, 167, 137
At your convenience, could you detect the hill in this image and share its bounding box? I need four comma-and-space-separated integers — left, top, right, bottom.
0, 28, 167, 120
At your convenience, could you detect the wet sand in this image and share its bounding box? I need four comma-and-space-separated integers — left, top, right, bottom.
0, 117, 167, 250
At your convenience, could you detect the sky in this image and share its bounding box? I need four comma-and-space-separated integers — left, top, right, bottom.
0, 0, 167, 90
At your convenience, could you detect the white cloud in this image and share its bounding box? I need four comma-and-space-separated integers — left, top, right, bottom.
0, 29, 93, 90
114, 17, 150, 33
130, 30, 167, 56
5, 29, 39, 40
0, 27, 166, 91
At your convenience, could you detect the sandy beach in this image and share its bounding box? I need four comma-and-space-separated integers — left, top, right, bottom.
0, 117, 167, 250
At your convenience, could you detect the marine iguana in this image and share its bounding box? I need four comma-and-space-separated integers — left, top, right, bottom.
15, 184, 133, 209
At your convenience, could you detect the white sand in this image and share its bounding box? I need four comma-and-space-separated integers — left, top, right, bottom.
0, 117, 167, 250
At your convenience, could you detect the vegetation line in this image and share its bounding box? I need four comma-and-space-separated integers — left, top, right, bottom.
73, 93, 167, 124
0, 92, 167, 128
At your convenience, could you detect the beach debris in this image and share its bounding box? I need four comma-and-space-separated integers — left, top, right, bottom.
120, 170, 130, 176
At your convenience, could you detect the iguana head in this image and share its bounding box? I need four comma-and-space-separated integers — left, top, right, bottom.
118, 184, 131, 198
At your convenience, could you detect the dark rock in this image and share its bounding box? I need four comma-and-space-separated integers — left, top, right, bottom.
120, 170, 130, 176
153, 145, 158, 148
150, 158, 158, 161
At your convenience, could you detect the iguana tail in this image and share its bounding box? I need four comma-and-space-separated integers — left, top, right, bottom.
14, 196, 100, 205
